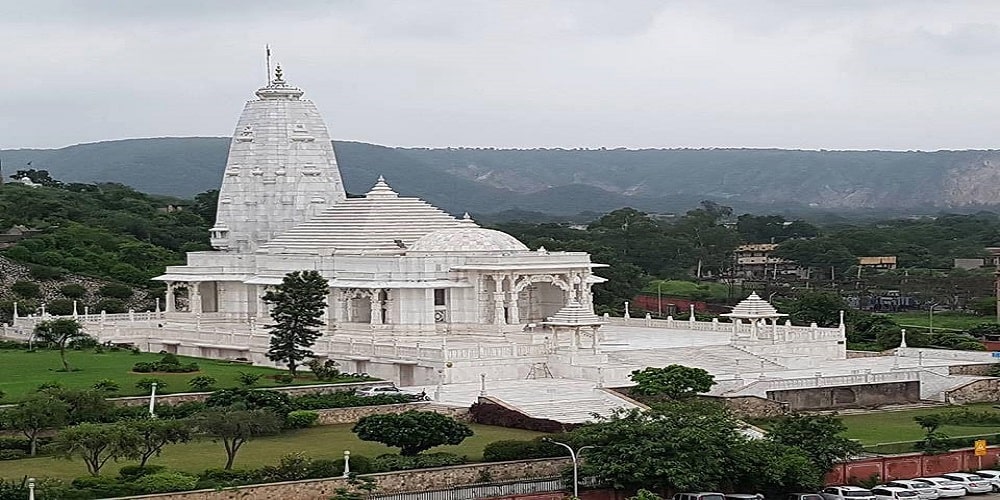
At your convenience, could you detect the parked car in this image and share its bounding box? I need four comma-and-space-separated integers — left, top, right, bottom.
673, 493, 726, 500
787, 494, 824, 500
725, 494, 763, 500
941, 473, 992, 494
357, 386, 429, 400
885, 479, 941, 500
821, 486, 877, 500
973, 470, 1000, 492
912, 478, 967, 498
871, 487, 920, 500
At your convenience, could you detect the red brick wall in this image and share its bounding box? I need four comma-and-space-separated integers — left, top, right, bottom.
825, 447, 1000, 484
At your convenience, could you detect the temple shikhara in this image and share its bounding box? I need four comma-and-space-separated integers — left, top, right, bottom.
6, 67, 995, 423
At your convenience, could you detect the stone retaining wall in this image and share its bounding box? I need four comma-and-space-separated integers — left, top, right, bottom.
948, 363, 999, 376
110, 458, 571, 500
315, 402, 470, 424
944, 378, 1000, 404
111, 381, 394, 407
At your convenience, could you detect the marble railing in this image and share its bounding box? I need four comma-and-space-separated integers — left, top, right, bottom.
602, 315, 844, 341
724, 369, 922, 396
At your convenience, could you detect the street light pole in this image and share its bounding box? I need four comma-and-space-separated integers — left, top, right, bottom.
929, 303, 938, 335
148, 382, 158, 418
657, 281, 662, 318
543, 438, 594, 498
27, 477, 35, 500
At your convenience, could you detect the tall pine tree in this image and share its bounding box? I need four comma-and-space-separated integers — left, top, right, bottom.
263, 270, 329, 377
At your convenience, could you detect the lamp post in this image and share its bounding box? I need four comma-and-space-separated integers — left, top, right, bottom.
343, 450, 351, 477
543, 438, 594, 498
27, 477, 35, 500
148, 382, 158, 418
929, 303, 939, 335
657, 281, 662, 318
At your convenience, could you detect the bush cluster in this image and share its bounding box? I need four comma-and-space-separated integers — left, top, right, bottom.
481, 437, 568, 462
469, 400, 579, 433
371, 452, 466, 471
285, 410, 320, 429
132, 353, 199, 373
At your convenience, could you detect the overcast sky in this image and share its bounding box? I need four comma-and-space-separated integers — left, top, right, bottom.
3, 0, 1000, 151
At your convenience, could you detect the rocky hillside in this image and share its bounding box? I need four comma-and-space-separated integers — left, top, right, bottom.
5, 139, 1000, 215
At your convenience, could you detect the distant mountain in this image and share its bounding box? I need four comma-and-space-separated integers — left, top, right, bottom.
5, 138, 1000, 216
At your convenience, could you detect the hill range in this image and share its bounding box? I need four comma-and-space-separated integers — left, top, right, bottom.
5, 138, 1000, 217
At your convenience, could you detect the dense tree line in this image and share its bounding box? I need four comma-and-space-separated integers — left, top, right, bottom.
0, 173, 215, 285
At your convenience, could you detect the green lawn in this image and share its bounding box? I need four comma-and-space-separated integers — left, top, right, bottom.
886, 311, 996, 332
0, 348, 342, 403
0, 423, 545, 480
839, 404, 1000, 445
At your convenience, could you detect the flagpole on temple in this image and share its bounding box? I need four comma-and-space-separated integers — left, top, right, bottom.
265, 45, 272, 83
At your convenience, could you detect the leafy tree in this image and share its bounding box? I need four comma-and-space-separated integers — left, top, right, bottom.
39, 388, 114, 424
54, 422, 143, 476
34, 318, 89, 371
11, 281, 40, 299
629, 364, 716, 399
98, 283, 134, 299
59, 283, 88, 299
1, 394, 69, 455
575, 401, 743, 492
730, 440, 822, 496
767, 413, 862, 473
195, 408, 282, 469
263, 270, 329, 377
46, 298, 75, 316
188, 375, 217, 392
352, 410, 474, 456
781, 292, 848, 328
124, 418, 193, 467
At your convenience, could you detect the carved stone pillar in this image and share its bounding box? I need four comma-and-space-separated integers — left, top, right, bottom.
164, 282, 175, 313
190, 282, 202, 314
256, 286, 268, 318
369, 289, 382, 325
330, 289, 343, 324
506, 276, 520, 325
492, 276, 506, 325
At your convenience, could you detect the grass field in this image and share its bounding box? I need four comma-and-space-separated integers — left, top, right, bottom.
0, 423, 545, 480
0, 348, 340, 403
838, 403, 1000, 446
886, 311, 997, 332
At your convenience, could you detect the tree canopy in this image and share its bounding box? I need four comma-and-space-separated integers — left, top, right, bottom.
628, 364, 716, 399
352, 410, 474, 456
263, 270, 330, 377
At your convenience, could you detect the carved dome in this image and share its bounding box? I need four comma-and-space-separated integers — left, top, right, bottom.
409, 224, 529, 253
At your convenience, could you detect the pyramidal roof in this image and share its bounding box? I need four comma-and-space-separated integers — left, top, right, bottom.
542, 300, 604, 326
721, 292, 787, 319
262, 177, 466, 254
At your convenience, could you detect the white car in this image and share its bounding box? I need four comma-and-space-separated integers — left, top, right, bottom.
822, 486, 876, 500
912, 478, 967, 498
973, 471, 1000, 492
941, 473, 992, 495
871, 487, 920, 500
885, 480, 940, 500
357, 386, 429, 400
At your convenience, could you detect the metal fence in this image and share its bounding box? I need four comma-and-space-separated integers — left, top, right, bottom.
370, 477, 566, 500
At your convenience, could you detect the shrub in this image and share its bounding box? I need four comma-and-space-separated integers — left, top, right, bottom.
132, 362, 156, 373
59, 283, 87, 299
46, 298, 75, 316
275, 374, 295, 384
371, 452, 466, 472
160, 353, 180, 365
11, 281, 40, 299
136, 378, 167, 392
482, 438, 568, 462
307, 359, 342, 381
98, 283, 134, 299
131, 471, 199, 494
205, 388, 293, 416
307, 458, 344, 478
69, 334, 98, 349
0, 449, 26, 460
237, 372, 262, 387
95, 298, 126, 314
286, 410, 320, 429
117, 464, 167, 480
69, 475, 132, 498
92, 379, 120, 393
29, 265, 66, 280
36, 381, 64, 391
290, 391, 414, 411
188, 376, 217, 392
